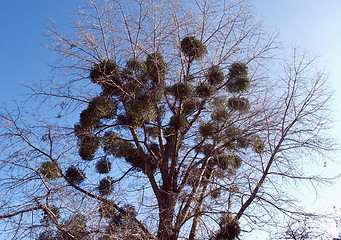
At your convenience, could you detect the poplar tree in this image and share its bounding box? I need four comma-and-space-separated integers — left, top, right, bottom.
0, 0, 334, 239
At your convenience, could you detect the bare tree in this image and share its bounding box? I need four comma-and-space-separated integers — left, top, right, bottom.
269, 216, 333, 240
0, 0, 335, 239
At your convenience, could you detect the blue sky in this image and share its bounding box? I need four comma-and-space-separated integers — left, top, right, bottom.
0, 0, 82, 104
1, 0, 341, 238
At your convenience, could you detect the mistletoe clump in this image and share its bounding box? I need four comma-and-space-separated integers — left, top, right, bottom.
210, 188, 222, 199
96, 157, 112, 174
182, 98, 199, 115
37, 214, 88, 240
65, 165, 85, 185
214, 154, 242, 171
78, 135, 100, 160
167, 82, 194, 100
169, 114, 189, 132
99, 202, 116, 218
145, 53, 168, 83
228, 62, 247, 77
125, 149, 146, 172
90, 59, 122, 96
226, 154, 242, 169
126, 58, 146, 72
145, 126, 159, 138
79, 96, 116, 130
40, 161, 61, 180
196, 83, 216, 98
251, 135, 265, 153
127, 94, 158, 126
90, 59, 118, 83
103, 137, 133, 158
214, 217, 241, 240
101, 131, 120, 154
227, 97, 250, 112
211, 109, 229, 122
186, 167, 203, 187
124, 58, 148, 84
89, 96, 117, 119
207, 65, 225, 85
214, 154, 230, 170
41, 205, 60, 223
98, 177, 114, 196
181, 36, 207, 60
37, 230, 56, 240
102, 134, 147, 172
226, 62, 250, 93
106, 204, 137, 231
164, 125, 184, 156
224, 125, 243, 139
62, 214, 89, 239
79, 108, 100, 130
116, 141, 136, 159
199, 122, 217, 138
235, 135, 250, 149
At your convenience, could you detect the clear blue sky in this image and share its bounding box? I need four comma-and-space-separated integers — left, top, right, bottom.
0, 0, 83, 105
1, 0, 341, 238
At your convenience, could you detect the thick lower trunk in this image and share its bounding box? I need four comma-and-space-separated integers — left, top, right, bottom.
157, 209, 178, 240
156, 193, 178, 240
157, 230, 177, 240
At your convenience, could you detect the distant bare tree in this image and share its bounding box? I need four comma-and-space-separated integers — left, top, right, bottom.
271, 217, 332, 240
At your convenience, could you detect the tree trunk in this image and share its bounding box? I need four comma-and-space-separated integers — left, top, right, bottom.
156, 191, 177, 240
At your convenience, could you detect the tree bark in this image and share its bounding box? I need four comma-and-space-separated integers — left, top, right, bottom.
157, 192, 177, 240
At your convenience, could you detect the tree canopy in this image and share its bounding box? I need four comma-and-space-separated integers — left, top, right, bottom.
0, 0, 334, 239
